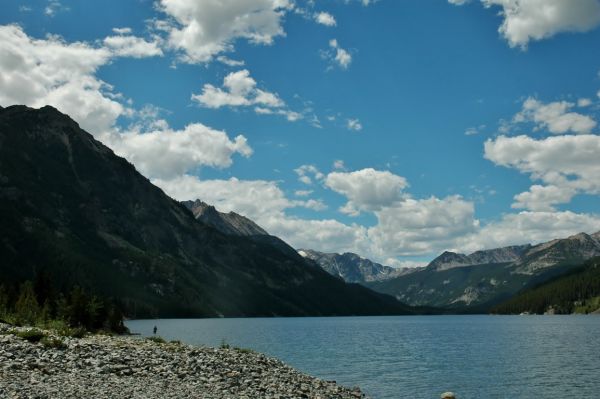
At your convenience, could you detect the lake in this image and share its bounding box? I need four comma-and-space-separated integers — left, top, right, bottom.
126, 315, 600, 399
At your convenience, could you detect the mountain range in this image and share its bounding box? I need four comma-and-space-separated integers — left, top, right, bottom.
366, 231, 600, 310
3, 104, 598, 317
181, 182, 600, 312
0, 105, 414, 318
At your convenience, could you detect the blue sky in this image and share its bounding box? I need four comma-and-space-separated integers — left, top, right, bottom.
2, 0, 600, 266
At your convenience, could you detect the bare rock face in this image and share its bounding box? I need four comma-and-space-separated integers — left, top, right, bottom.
514, 232, 600, 274
427, 245, 531, 272
298, 249, 419, 283
182, 200, 268, 237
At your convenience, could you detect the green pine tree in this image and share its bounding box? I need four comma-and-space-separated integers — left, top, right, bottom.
14, 281, 40, 325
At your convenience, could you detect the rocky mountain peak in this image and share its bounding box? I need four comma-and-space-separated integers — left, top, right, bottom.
183, 200, 218, 218
514, 231, 600, 274
427, 251, 471, 271
182, 199, 268, 237
427, 244, 533, 271
298, 249, 417, 283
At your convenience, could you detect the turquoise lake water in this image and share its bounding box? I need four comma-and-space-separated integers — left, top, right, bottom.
126, 315, 600, 399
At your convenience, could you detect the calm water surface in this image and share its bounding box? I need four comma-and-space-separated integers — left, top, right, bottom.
126, 316, 600, 398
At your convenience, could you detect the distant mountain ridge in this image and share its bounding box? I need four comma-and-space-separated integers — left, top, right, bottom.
513, 232, 600, 274
427, 245, 531, 271
367, 231, 600, 310
298, 249, 418, 283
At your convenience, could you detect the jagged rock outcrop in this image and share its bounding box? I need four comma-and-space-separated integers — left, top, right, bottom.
182, 200, 268, 237
298, 249, 417, 283
427, 245, 531, 271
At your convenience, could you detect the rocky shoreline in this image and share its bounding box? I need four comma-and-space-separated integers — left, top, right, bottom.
0, 324, 366, 399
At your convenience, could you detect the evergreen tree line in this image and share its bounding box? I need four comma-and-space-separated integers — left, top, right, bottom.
0, 270, 127, 333
492, 257, 600, 315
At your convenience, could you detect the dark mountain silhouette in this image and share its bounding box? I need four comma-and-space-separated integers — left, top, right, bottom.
0, 105, 414, 318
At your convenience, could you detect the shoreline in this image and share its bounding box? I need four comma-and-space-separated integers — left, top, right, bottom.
0, 323, 366, 398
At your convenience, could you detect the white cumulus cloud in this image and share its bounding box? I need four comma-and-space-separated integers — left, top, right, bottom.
346, 118, 363, 131
103, 123, 252, 180
514, 97, 596, 134
315, 12, 337, 26
322, 39, 352, 70
295, 164, 324, 185
485, 134, 600, 210
325, 168, 408, 214
460, 211, 600, 252
103, 34, 163, 58
191, 69, 302, 121
368, 195, 479, 257
157, 0, 292, 63
0, 24, 121, 134
449, 0, 600, 48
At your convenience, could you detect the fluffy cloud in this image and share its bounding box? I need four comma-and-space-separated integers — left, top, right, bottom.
294, 164, 324, 185
322, 168, 479, 257
465, 124, 486, 136
514, 97, 596, 134
346, 118, 363, 131
511, 185, 577, 211
485, 134, 600, 210
314, 12, 337, 26
333, 160, 346, 170
153, 174, 364, 253
294, 190, 313, 197
153, 175, 292, 220
460, 211, 600, 252
150, 168, 478, 261
0, 24, 121, 134
0, 24, 257, 193
368, 195, 479, 257
325, 168, 408, 214
0, 25, 166, 135
322, 39, 352, 70
157, 0, 292, 63
149, 166, 600, 264
103, 34, 163, 58
578, 98, 593, 107
484, 0, 600, 48
449, 0, 600, 48
45, 0, 68, 17
267, 217, 368, 255
322, 169, 478, 256
103, 123, 252, 180
191, 69, 303, 121
216, 56, 245, 67
193, 70, 284, 108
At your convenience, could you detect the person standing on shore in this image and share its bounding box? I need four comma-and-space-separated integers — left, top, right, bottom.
153, 325, 157, 335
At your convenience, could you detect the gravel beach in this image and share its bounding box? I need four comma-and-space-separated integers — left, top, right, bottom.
0, 324, 366, 399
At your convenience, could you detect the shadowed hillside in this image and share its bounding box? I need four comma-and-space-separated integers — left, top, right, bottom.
0, 105, 415, 318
